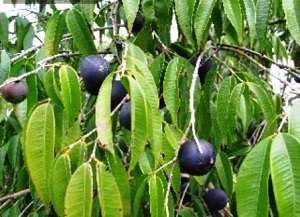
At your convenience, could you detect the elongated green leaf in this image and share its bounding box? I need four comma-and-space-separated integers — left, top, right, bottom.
288, 99, 300, 140
65, 163, 93, 217
227, 83, 244, 144
149, 175, 165, 217
50, 154, 71, 217
149, 53, 165, 89
0, 49, 11, 83
44, 68, 64, 108
44, 11, 66, 56
174, 0, 196, 48
164, 124, 182, 150
127, 76, 148, 172
23, 102, 55, 212
163, 57, 184, 125
216, 77, 231, 143
0, 13, 9, 47
270, 133, 300, 216
222, 0, 243, 42
96, 73, 114, 150
243, 0, 256, 42
66, 8, 97, 57
97, 162, 123, 217
132, 174, 150, 217
122, 0, 139, 33
256, 0, 271, 47
236, 138, 271, 216
59, 65, 82, 125
216, 152, 233, 197
68, 141, 85, 173
106, 153, 131, 217
194, 0, 217, 49
282, 0, 300, 46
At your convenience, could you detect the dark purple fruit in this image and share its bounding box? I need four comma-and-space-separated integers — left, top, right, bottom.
189, 55, 213, 85
80, 55, 111, 95
178, 139, 216, 176
120, 101, 131, 130
294, 74, 300, 83
111, 80, 127, 111
1, 80, 28, 104
203, 188, 228, 211
125, 12, 144, 33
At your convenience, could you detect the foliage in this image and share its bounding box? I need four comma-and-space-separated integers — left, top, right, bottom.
1, 0, 300, 216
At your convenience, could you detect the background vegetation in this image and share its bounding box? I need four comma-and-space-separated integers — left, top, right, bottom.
1, 0, 300, 216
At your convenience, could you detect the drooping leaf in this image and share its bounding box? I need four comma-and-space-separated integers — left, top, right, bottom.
68, 141, 85, 173
236, 138, 271, 217
149, 53, 165, 89
256, 0, 271, 47
149, 175, 165, 217
66, 8, 97, 57
270, 133, 300, 216
0, 49, 11, 83
216, 77, 231, 143
106, 152, 131, 217
243, 0, 256, 42
194, 0, 217, 49
163, 57, 185, 125
222, 0, 243, 42
132, 174, 150, 217
97, 162, 124, 217
95, 73, 114, 150
65, 163, 93, 217
215, 152, 233, 198
44, 68, 64, 109
44, 11, 66, 56
174, 0, 196, 48
288, 99, 300, 140
122, 0, 139, 33
50, 154, 71, 217
127, 76, 148, 172
282, 0, 300, 46
23, 102, 55, 212
59, 65, 82, 125
0, 12, 9, 47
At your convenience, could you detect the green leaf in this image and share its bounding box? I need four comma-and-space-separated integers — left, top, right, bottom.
95, 73, 114, 150
26, 73, 38, 114
97, 162, 124, 217
149, 53, 165, 89
68, 141, 85, 173
256, 0, 271, 47
23, 102, 55, 212
44, 68, 64, 108
194, 0, 217, 49
0, 13, 9, 47
288, 99, 300, 140
236, 138, 271, 217
0, 49, 11, 83
174, 0, 196, 48
149, 175, 165, 217
163, 57, 184, 125
215, 152, 233, 198
270, 133, 300, 216
243, 0, 256, 42
65, 163, 93, 217
66, 8, 97, 57
59, 65, 82, 125
0, 144, 8, 188
7, 135, 20, 170
282, 0, 300, 47
216, 77, 231, 143
132, 174, 150, 217
50, 154, 71, 217
222, 0, 243, 42
227, 83, 244, 144
106, 152, 131, 217
127, 76, 148, 172
122, 0, 139, 33
44, 11, 66, 56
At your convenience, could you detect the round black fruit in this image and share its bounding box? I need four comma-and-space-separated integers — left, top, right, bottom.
120, 101, 131, 130
294, 74, 300, 83
203, 188, 228, 211
80, 55, 111, 95
178, 139, 216, 176
189, 55, 213, 85
1, 79, 28, 104
111, 80, 127, 111
125, 12, 143, 33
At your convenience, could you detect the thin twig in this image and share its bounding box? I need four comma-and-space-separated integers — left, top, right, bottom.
0, 189, 30, 202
